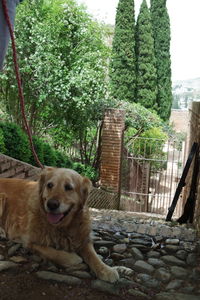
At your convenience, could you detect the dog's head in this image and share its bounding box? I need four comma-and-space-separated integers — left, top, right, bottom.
38, 167, 91, 226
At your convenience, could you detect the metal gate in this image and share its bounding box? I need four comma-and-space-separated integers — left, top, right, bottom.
120, 137, 185, 217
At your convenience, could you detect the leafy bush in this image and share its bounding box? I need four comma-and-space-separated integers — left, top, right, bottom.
0, 128, 6, 153
130, 127, 168, 170
29, 136, 45, 166
54, 150, 73, 168
0, 122, 31, 163
43, 143, 57, 167
72, 162, 98, 182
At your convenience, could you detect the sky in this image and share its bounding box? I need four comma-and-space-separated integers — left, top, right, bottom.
77, 0, 200, 82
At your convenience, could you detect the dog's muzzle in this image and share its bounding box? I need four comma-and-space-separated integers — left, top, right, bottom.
45, 199, 74, 224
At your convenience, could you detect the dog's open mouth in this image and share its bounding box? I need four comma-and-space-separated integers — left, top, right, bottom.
47, 205, 73, 224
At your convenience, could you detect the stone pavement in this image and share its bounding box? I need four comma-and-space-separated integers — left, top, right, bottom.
0, 208, 200, 300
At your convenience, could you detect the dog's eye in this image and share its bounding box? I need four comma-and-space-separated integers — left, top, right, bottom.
47, 182, 54, 189
64, 184, 73, 191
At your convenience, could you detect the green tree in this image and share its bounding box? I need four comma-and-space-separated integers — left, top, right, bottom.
0, 0, 110, 168
109, 0, 136, 102
135, 0, 157, 110
0, 0, 110, 135
150, 0, 173, 120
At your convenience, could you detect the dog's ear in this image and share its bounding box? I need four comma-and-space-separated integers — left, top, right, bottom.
0, 193, 7, 218
39, 167, 55, 195
81, 177, 92, 205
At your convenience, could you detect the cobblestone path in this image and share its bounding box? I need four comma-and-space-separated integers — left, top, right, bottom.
0, 209, 199, 300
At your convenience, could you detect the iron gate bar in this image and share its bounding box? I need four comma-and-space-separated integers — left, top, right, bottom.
166, 142, 199, 222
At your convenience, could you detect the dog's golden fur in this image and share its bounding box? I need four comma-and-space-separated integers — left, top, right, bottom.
0, 167, 119, 282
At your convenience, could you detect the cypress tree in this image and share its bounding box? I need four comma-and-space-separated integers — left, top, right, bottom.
109, 0, 136, 102
135, 0, 157, 110
150, 0, 173, 120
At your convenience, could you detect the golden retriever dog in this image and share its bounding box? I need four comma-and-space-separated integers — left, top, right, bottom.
0, 167, 119, 283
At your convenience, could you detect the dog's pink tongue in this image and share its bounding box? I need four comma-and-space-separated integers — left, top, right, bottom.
47, 213, 64, 224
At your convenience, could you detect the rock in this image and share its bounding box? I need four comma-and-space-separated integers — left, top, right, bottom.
0, 261, 18, 271
186, 253, 197, 266
147, 251, 160, 258
65, 263, 89, 273
165, 279, 183, 290
113, 232, 125, 240
104, 258, 114, 266
9, 256, 28, 263
175, 250, 187, 260
165, 245, 179, 252
30, 254, 43, 263
147, 258, 166, 268
97, 247, 109, 255
47, 265, 58, 272
191, 267, 200, 280
70, 271, 92, 279
112, 244, 127, 254
118, 258, 136, 269
8, 243, 21, 257
143, 278, 160, 289
121, 238, 130, 244
155, 292, 200, 300
0, 254, 5, 261
170, 266, 188, 279
110, 253, 125, 260
130, 247, 144, 260
136, 273, 151, 283
94, 240, 115, 248
128, 288, 150, 299
130, 239, 151, 246
161, 255, 186, 267
181, 285, 195, 293
30, 263, 40, 272
165, 239, 180, 245
133, 260, 155, 274
91, 279, 119, 295
155, 268, 171, 283
36, 271, 81, 285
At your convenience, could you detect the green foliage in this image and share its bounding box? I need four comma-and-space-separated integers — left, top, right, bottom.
54, 150, 73, 168
0, 128, 6, 153
43, 143, 57, 167
135, 0, 157, 110
72, 162, 98, 182
129, 127, 168, 169
150, 0, 173, 120
29, 136, 45, 166
0, 0, 110, 136
109, 0, 136, 102
0, 122, 31, 162
117, 101, 162, 141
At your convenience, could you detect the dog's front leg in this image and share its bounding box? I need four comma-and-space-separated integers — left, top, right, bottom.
79, 242, 119, 283
31, 244, 82, 267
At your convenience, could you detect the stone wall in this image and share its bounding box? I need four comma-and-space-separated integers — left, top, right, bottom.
170, 109, 189, 133
0, 154, 40, 180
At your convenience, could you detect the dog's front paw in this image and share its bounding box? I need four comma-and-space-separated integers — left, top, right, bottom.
113, 266, 134, 278
64, 252, 83, 266
97, 265, 119, 283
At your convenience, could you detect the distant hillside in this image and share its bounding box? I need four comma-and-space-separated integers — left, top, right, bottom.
172, 77, 200, 109
173, 77, 200, 90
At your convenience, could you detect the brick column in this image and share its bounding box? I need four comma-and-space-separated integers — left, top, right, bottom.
100, 109, 125, 198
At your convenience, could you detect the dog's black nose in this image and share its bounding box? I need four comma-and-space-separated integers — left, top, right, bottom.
47, 199, 60, 211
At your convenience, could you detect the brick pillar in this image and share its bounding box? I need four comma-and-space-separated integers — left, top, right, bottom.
100, 109, 125, 198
